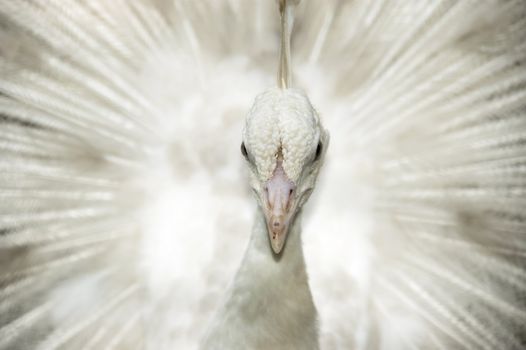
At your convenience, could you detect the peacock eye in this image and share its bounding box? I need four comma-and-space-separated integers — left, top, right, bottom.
241, 142, 248, 159
314, 141, 322, 161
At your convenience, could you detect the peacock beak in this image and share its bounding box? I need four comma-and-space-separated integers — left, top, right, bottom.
263, 161, 296, 254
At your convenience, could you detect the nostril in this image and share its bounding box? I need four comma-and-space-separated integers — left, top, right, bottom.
289, 189, 293, 196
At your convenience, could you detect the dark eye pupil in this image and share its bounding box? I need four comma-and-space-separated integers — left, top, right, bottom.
241, 142, 248, 158
315, 142, 322, 160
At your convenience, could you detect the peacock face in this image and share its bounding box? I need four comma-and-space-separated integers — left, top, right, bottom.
242, 88, 329, 254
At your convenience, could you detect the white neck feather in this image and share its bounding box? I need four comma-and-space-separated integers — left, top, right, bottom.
201, 209, 319, 350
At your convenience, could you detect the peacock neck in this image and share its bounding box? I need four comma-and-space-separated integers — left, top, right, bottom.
201, 209, 319, 349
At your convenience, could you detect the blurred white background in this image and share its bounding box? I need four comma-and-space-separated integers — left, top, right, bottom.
1, 0, 525, 349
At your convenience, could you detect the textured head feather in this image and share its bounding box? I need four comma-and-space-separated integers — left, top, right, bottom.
243, 87, 320, 182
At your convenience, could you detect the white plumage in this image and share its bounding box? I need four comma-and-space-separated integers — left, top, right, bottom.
0, 0, 525, 349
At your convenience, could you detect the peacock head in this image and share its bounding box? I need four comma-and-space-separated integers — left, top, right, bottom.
241, 88, 329, 254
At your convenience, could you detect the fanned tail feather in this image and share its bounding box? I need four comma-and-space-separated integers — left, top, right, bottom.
0, 0, 525, 349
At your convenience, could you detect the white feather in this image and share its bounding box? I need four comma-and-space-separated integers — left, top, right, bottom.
0, 0, 525, 349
